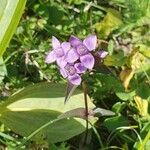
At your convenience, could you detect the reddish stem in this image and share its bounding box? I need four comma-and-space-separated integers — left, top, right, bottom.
82, 81, 89, 145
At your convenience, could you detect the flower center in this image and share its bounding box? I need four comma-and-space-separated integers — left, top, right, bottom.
55, 48, 64, 58
65, 64, 76, 76
76, 45, 88, 56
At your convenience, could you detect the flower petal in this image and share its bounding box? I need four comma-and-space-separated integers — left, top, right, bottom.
60, 68, 68, 78
52, 36, 61, 49
68, 74, 81, 85
61, 42, 71, 53
56, 57, 67, 68
80, 53, 95, 69
54, 47, 64, 58
45, 50, 56, 64
66, 48, 79, 63
83, 35, 97, 51
96, 50, 108, 58
69, 35, 82, 47
74, 63, 87, 74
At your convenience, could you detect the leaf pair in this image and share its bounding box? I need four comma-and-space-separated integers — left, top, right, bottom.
0, 82, 115, 144
0, 83, 96, 143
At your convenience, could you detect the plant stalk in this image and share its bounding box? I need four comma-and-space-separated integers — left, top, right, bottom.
82, 81, 89, 145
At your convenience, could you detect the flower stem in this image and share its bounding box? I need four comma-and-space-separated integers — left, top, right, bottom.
83, 82, 88, 117
82, 1, 107, 12
82, 81, 89, 145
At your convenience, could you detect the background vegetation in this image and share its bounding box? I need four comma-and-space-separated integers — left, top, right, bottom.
0, 0, 150, 149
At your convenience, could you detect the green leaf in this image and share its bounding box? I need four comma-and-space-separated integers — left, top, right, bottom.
0, 83, 96, 143
48, 6, 64, 25
134, 131, 150, 150
0, 1, 7, 20
108, 40, 114, 55
0, 0, 27, 56
116, 90, 136, 101
139, 45, 150, 58
103, 116, 128, 131
112, 102, 126, 114
58, 108, 88, 119
93, 108, 115, 117
140, 122, 150, 138
0, 132, 15, 142
104, 51, 127, 67
145, 140, 150, 150
134, 122, 150, 149
136, 83, 150, 99
94, 8, 123, 39
0, 57, 7, 83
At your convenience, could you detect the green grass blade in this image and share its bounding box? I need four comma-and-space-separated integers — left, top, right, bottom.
0, 0, 27, 56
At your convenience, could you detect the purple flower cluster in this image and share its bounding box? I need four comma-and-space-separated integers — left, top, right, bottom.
45, 35, 108, 85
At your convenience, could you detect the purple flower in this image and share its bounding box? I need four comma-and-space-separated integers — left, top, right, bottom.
45, 36, 71, 67
60, 63, 87, 85
45, 35, 108, 86
66, 35, 97, 70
